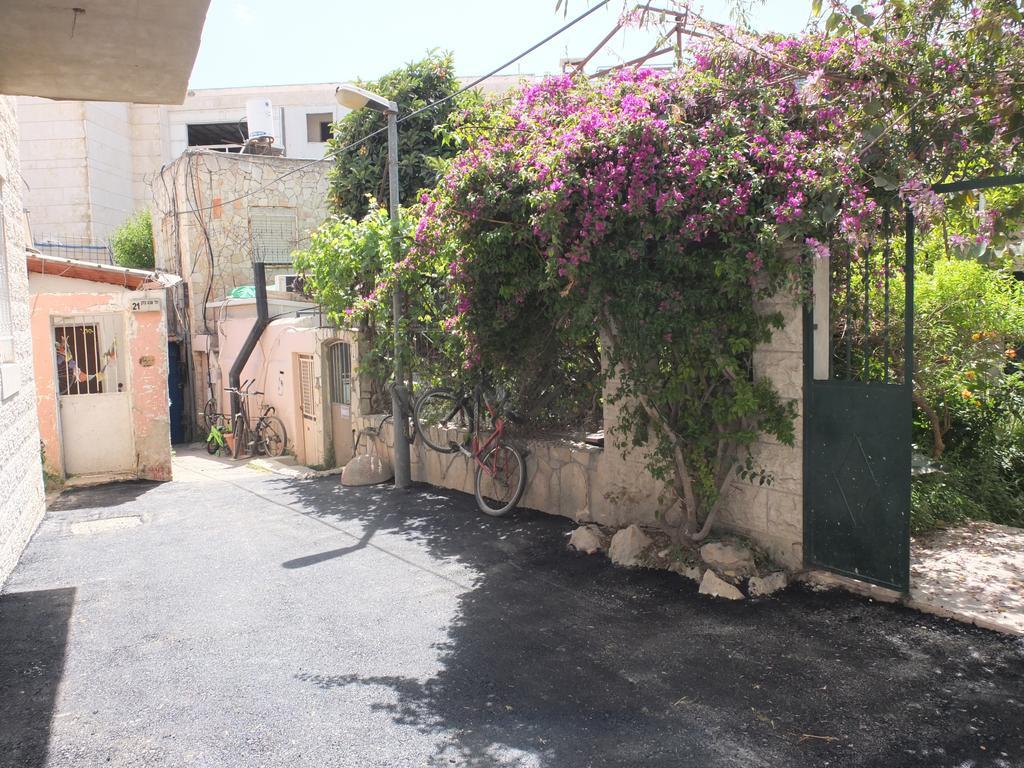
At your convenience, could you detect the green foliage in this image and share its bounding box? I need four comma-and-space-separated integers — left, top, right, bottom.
293, 201, 456, 410
912, 414, 1024, 533
327, 53, 461, 221
110, 210, 154, 269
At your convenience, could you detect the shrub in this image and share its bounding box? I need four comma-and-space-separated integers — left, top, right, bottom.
110, 210, 154, 269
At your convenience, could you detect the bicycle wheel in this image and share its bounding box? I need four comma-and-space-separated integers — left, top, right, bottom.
474, 443, 527, 517
203, 397, 217, 430
232, 413, 248, 459
260, 415, 287, 457
414, 388, 468, 454
206, 433, 219, 455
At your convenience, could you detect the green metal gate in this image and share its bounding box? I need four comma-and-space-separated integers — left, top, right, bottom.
804, 207, 913, 592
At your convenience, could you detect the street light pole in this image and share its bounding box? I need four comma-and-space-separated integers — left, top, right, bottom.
336, 84, 411, 489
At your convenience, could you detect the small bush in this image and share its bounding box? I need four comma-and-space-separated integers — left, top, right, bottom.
111, 210, 154, 269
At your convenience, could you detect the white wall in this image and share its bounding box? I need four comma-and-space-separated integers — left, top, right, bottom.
84, 101, 135, 239
17, 96, 91, 240
18, 84, 352, 237
0, 95, 46, 588
280, 104, 342, 160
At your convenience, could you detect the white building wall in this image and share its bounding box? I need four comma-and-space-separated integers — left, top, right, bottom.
17, 96, 91, 240
0, 95, 46, 588
17, 78, 526, 239
130, 104, 171, 211
84, 101, 135, 239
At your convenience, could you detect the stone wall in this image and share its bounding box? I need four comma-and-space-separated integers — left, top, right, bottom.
353, 292, 805, 569
151, 149, 331, 335
150, 149, 331, 432
0, 95, 46, 587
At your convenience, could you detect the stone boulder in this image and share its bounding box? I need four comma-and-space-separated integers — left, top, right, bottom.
668, 561, 704, 583
698, 569, 745, 600
748, 571, 788, 597
700, 540, 756, 577
341, 454, 394, 487
568, 525, 604, 555
608, 525, 653, 567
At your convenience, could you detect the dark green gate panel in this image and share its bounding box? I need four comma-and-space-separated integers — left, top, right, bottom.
804, 380, 911, 590
803, 206, 913, 593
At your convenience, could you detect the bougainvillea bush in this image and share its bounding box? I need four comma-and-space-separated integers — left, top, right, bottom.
303, 0, 1024, 543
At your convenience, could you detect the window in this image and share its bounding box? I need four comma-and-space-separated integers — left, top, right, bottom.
52, 316, 125, 396
299, 355, 315, 419
328, 342, 352, 406
187, 122, 248, 152
306, 112, 333, 143
249, 207, 297, 264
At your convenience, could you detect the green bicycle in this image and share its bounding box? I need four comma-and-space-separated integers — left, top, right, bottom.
205, 413, 232, 456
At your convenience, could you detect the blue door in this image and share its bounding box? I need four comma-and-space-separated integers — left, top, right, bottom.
167, 342, 187, 444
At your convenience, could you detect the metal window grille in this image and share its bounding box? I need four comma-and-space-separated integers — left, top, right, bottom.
328, 342, 351, 406
249, 207, 298, 265
32, 234, 114, 265
299, 355, 315, 418
53, 314, 125, 396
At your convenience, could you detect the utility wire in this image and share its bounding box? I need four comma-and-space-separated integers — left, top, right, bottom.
167, 0, 613, 215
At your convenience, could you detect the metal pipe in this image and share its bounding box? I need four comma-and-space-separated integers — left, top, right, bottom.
387, 105, 411, 489
229, 261, 269, 420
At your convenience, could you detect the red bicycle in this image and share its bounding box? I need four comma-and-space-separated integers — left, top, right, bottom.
413, 384, 527, 516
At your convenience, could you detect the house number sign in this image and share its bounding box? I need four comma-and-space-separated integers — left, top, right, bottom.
130, 298, 161, 312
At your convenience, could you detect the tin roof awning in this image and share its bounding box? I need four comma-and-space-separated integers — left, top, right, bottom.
0, 0, 211, 104
26, 252, 182, 290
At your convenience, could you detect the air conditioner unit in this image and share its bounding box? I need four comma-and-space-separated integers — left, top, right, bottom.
274, 274, 301, 292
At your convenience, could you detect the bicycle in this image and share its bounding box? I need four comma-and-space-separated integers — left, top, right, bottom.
413, 384, 527, 516
205, 413, 232, 456
224, 379, 288, 459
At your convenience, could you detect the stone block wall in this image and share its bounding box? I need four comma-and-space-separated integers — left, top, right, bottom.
0, 96, 46, 587
352, 291, 805, 570
151, 149, 331, 335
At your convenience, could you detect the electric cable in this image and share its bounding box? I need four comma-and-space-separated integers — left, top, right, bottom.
165, 0, 613, 215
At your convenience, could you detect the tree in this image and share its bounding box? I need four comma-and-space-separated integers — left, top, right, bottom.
409, 1, 1024, 545
326, 53, 463, 221
110, 210, 154, 269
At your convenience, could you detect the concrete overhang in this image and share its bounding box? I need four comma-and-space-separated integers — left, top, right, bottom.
0, 0, 211, 104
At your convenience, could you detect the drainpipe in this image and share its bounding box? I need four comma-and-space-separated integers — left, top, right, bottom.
229, 261, 268, 420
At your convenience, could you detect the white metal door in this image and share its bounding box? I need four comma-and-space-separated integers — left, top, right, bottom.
54, 314, 135, 477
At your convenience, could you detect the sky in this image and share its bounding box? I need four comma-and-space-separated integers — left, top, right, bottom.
187, 0, 814, 90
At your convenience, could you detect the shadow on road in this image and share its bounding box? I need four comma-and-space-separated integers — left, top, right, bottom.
50, 480, 160, 512
0, 587, 75, 768
267, 477, 1024, 768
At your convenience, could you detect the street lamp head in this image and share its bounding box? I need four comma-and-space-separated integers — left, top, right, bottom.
335, 84, 396, 114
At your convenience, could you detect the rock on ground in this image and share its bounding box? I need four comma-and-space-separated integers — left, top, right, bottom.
668, 561, 704, 583
608, 525, 653, 567
698, 569, 745, 600
700, 540, 756, 577
341, 454, 394, 486
748, 571, 788, 597
568, 525, 604, 555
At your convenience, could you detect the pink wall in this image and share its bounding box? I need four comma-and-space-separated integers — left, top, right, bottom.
29, 285, 173, 481
215, 316, 319, 464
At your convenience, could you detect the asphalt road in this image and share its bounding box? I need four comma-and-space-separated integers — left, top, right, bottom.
1, 449, 1022, 768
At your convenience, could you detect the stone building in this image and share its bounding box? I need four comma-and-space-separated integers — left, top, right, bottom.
16, 76, 531, 248
0, 0, 210, 586
150, 149, 331, 438
0, 96, 45, 586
